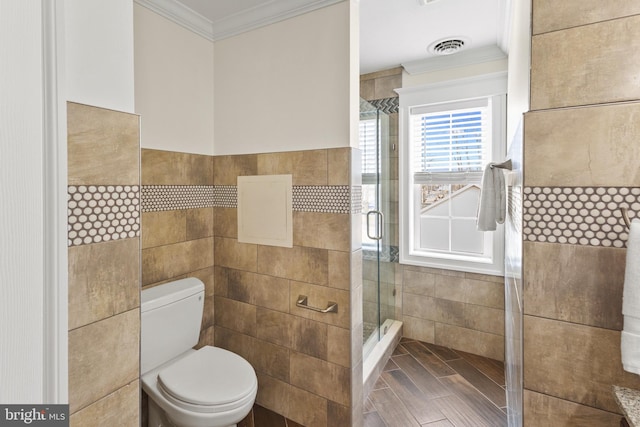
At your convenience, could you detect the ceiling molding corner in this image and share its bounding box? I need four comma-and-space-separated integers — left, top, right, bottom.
210, 0, 344, 40
134, 0, 214, 41
401, 45, 507, 76
134, 0, 345, 42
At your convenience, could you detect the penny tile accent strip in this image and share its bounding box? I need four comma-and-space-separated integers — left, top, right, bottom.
139, 185, 352, 214
523, 186, 640, 248
67, 185, 140, 247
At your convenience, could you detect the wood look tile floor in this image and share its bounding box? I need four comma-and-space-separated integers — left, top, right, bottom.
364, 338, 507, 427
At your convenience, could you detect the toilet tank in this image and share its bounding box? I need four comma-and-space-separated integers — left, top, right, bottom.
141, 277, 205, 374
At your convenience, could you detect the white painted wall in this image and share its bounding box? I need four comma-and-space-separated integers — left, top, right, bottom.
1, 0, 45, 403
214, 2, 355, 155
65, 0, 135, 113
506, 0, 531, 146
134, 4, 215, 155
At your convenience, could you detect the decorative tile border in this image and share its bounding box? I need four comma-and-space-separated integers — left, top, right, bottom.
369, 97, 399, 115
68, 185, 140, 247
140, 185, 352, 214
141, 185, 216, 212
352, 186, 363, 215
292, 185, 351, 214
523, 186, 640, 248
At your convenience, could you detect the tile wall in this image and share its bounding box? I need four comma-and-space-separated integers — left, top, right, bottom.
67, 102, 140, 426
360, 69, 505, 362
139, 148, 362, 427
524, 2, 640, 425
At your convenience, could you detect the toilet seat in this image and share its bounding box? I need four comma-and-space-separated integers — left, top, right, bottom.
156, 346, 257, 414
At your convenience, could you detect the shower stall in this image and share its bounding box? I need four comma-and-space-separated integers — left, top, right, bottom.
359, 98, 403, 388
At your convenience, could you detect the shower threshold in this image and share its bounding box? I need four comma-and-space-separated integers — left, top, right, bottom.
363, 319, 402, 400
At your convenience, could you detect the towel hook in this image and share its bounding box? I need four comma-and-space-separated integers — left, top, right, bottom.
621, 207, 632, 229
490, 159, 512, 171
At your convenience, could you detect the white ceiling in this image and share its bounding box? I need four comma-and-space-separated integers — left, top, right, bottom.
171, 0, 508, 74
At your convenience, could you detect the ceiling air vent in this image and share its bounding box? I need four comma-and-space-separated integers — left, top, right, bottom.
429, 38, 467, 55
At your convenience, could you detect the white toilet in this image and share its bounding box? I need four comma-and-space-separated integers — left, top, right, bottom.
141, 277, 257, 427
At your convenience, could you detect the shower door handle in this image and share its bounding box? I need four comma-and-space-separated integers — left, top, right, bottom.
366, 210, 384, 240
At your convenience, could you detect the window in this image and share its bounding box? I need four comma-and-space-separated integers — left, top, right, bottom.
398, 73, 506, 275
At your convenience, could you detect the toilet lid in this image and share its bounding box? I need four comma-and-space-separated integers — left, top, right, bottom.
157, 346, 257, 407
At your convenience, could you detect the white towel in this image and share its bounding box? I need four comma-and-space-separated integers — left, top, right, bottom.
622, 219, 640, 374
476, 163, 506, 231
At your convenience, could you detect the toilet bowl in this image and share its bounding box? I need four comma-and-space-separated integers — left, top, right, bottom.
141, 278, 257, 427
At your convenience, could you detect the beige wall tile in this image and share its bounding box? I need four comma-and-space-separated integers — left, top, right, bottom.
256, 308, 292, 347
524, 104, 640, 186
186, 208, 214, 240
214, 326, 254, 365
532, 0, 640, 35
214, 237, 257, 272
290, 281, 350, 328
403, 293, 436, 319
70, 380, 139, 427
531, 16, 640, 110
292, 317, 328, 360
251, 338, 290, 383
293, 212, 350, 251
327, 325, 350, 368
434, 274, 504, 309
68, 102, 139, 185
360, 79, 375, 101
291, 150, 328, 185
68, 238, 139, 330
288, 386, 329, 427
327, 148, 350, 186
255, 374, 290, 417
328, 401, 351, 427
374, 73, 401, 100
524, 315, 640, 413
228, 270, 289, 312
435, 323, 504, 361
290, 352, 350, 406
328, 250, 350, 291
190, 266, 215, 297
141, 149, 213, 185
213, 154, 258, 185
214, 207, 238, 239
524, 242, 626, 330
258, 245, 328, 285
69, 309, 139, 413
202, 294, 215, 330
524, 389, 622, 427
214, 266, 229, 297
257, 152, 294, 176
214, 297, 257, 337
197, 325, 215, 349
401, 316, 435, 343
141, 210, 185, 249
434, 299, 504, 336
142, 237, 214, 285
402, 268, 436, 296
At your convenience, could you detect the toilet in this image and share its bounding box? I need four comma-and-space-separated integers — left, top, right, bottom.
140, 277, 257, 427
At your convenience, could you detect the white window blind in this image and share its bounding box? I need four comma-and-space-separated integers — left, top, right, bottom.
410, 98, 490, 185
360, 118, 378, 175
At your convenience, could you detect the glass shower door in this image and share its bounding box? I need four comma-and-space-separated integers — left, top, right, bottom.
360, 98, 392, 360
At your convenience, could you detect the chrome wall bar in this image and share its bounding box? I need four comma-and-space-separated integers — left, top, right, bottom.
296, 295, 338, 313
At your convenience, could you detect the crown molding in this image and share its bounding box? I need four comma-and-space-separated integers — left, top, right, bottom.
134, 0, 344, 42
135, 0, 213, 40
402, 45, 507, 75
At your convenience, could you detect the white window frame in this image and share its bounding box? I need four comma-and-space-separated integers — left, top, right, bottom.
398, 72, 507, 276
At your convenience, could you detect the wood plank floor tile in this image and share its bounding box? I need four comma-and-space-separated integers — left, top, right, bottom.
439, 375, 507, 427
381, 369, 447, 424
364, 411, 387, 427
402, 341, 457, 377
364, 397, 376, 413
457, 350, 505, 386
391, 354, 451, 399
422, 342, 462, 361
392, 344, 409, 356
373, 376, 389, 391
432, 395, 496, 427
369, 388, 420, 427
384, 358, 399, 371
421, 420, 454, 427
447, 358, 506, 407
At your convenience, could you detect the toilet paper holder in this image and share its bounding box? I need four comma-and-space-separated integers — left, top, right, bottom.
296, 295, 338, 313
